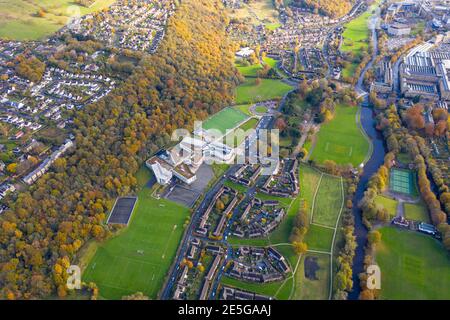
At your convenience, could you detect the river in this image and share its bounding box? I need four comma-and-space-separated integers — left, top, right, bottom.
348, 4, 387, 299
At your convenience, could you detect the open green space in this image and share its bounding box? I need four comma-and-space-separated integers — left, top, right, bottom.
82, 167, 189, 299
404, 202, 430, 223
0, 0, 116, 40
292, 252, 330, 300
310, 105, 370, 167
203, 107, 248, 134
236, 60, 263, 77
220, 275, 292, 300
375, 226, 450, 300
236, 78, 292, 104
232, 104, 253, 116
374, 195, 398, 218
340, 1, 380, 77
223, 117, 259, 147
304, 224, 334, 252
299, 164, 322, 219
265, 22, 281, 31
255, 106, 268, 114
312, 174, 343, 228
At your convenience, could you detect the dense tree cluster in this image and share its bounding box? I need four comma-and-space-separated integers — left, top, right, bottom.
13, 54, 46, 83
289, 200, 309, 255
292, 0, 354, 18
0, 0, 239, 299
333, 177, 358, 300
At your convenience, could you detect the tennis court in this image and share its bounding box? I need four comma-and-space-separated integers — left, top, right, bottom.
390, 169, 414, 195
107, 196, 138, 225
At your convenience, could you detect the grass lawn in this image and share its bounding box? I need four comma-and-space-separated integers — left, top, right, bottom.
203, 107, 248, 134
304, 224, 334, 252
232, 104, 253, 116
82, 167, 189, 299
312, 174, 343, 228
292, 252, 330, 300
0, 0, 115, 40
374, 195, 398, 218
236, 60, 263, 77
310, 105, 370, 167
236, 78, 292, 104
299, 164, 322, 220
220, 275, 291, 299
404, 202, 430, 223
375, 226, 450, 300
255, 106, 268, 113
265, 23, 281, 31
340, 1, 380, 77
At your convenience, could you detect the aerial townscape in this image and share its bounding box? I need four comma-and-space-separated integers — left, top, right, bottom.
0, 0, 449, 303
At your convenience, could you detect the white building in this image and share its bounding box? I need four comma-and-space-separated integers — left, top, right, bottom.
147, 135, 236, 186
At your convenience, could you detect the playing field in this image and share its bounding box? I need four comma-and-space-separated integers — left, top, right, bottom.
310, 105, 370, 167
82, 168, 189, 299
236, 78, 292, 104
375, 227, 450, 300
304, 224, 334, 252
312, 174, 344, 228
390, 168, 415, 195
202, 107, 248, 134
223, 117, 259, 147
0, 0, 115, 40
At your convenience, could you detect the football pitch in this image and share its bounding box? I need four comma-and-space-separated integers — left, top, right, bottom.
375, 227, 450, 300
82, 169, 189, 299
202, 107, 248, 134
310, 104, 370, 167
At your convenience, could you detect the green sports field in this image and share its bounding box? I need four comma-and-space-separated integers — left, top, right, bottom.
202, 107, 248, 134
0, 0, 115, 40
375, 227, 450, 300
82, 168, 189, 299
223, 117, 259, 147
236, 78, 292, 104
312, 174, 343, 228
304, 224, 334, 252
310, 105, 370, 167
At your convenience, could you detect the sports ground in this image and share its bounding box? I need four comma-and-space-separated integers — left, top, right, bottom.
0, 0, 115, 40
202, 107, 249, 134
389, 168, 415, 195
82, 168, 190, 299
309, 105, 370, 167
375, 227, 450, 300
